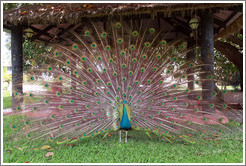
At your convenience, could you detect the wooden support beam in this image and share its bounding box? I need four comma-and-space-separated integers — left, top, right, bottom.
30, 25, 54, 42
29, 25, 66, 42
11, 26, 23, 110
200, 11, 215, 112
171, 17, 192, 34
214, 14, 243, 40
213, 18, 226, 28
57, 24, 76, 36
34, 38, 50, 45
214, 40, 243, 91
163, 18, 191, 37
172, 18, 188, 28
227, 35, 243, 47
29, 26, 53, 39
224, 11, 238, 24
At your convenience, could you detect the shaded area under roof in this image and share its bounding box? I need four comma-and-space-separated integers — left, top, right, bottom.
3, 3, 243, 46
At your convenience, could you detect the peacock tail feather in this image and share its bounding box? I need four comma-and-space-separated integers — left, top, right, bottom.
9, 19, 241, 145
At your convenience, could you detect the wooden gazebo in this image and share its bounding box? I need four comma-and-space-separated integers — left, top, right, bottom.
3, 3, 243, 107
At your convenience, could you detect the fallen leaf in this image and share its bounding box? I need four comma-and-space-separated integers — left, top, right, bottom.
44, 152, 54, 157
66, 143, 76, 147
41, 145, 51, 150
14, 146, 23, 151
107, 134, 112, 137
21, 11, 28, 15
214, 139, 221, 141
23, 161, 30, 163
27, 148, 39, 152
7, 149, 12, 155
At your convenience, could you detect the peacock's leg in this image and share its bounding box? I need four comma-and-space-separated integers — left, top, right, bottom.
119, 130, 121, 142
125, 131, 128, 143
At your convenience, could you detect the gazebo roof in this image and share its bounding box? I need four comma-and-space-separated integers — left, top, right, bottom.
3, 3, 242, 26
3, 3, 243, 45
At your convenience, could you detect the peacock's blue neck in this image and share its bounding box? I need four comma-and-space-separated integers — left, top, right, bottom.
120, 101, 131, 129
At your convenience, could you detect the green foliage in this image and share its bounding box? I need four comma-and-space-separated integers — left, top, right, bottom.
214, 49, 240, 91
4, 33, 51, 73
237, 33, 243, 40
3, 67, 11, 83
5, 36, 60, 76
23, 39, 50, 73
3, 90, 12, 109
3, 3, 39, 11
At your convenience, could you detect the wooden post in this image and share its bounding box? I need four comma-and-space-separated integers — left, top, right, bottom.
11, 26, 23, 109
200, 11, 215, 112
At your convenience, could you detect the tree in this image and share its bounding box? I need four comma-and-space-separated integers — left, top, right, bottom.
23, 39, 51, 73
3, 3, 38, 11
3, 67, 11, 84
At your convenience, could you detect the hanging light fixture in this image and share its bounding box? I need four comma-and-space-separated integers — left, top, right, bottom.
189, 18, 199, 30
24, 28, 34, 38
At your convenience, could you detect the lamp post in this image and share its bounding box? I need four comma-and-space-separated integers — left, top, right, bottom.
189, 18, 199, 30
24, 28, 33, 38
187, 18, 199, 97
189, 18, 199, 38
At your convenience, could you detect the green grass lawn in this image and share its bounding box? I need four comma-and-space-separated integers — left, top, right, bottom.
2, 87, 243, 163
3, 90, 12, 109
3, 115, 243, 163
217, 86, 241, 91
3, 90, 42, 109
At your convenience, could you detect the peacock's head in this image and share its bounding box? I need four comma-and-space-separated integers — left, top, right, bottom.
123, 100, 127, 104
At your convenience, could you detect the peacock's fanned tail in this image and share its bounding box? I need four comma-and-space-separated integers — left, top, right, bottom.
11, 20, 240, 144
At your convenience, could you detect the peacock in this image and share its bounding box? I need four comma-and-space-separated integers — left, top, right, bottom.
9, 19, 241, 146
